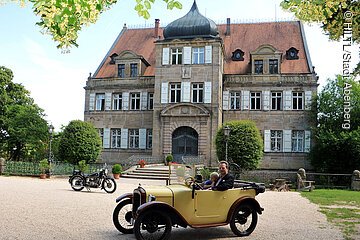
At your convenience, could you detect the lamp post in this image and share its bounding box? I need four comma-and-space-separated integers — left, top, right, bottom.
223, 126, 231, 162
48, 124, 54, 163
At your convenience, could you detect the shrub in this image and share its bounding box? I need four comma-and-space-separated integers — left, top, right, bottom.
165, 154, 173, 163
39, 159, 50, 174
112, 164, 122, 174
77, 160, 89, 173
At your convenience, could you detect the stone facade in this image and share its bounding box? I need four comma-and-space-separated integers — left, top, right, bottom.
84, 3, 317, 169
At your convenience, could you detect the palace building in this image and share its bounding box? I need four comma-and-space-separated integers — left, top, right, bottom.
84, 2, 318, 169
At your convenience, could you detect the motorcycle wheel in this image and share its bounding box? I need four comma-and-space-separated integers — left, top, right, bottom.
113, 199, 134, 234
102, 178, 116, 193
70, 175, 84, 191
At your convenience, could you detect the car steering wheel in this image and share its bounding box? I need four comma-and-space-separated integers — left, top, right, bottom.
185, 176, 203, 190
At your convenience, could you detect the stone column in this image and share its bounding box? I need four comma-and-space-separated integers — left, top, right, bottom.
0, 158, 5, 175
351, 170, 360, 191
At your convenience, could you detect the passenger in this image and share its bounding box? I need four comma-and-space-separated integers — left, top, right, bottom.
203, 172, 219, 189
212, 161, 234, 191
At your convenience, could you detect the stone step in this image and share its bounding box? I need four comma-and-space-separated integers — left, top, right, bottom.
133, 169, 169, 174
121, 174, 170, 181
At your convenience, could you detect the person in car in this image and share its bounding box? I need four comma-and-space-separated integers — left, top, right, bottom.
212, 161, 234, 191
203, 172, 219, 189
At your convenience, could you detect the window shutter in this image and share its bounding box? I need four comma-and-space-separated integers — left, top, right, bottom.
283, 90, 292, 110
241, 90, 250, 110
105, 93, 112, 111
139, 129, 147, 149
283, 130, 292, 152
223, 90, 229, 110
161, 82, 168, 104
141, 92, 148, 110
122, 92, 129, 110
162, 47, 169, 65
205, 45, 212, 64
183, 47, 191, 64
89, 93, 95, 111
204, 82, 212, 103
120, 128, 128, 149
262, 91, 270, 111
264, 130, 271, 152
305, 91, 312, 110
304, 130, 311, 152
103, 128, 110, 148
181, 82, 190, 102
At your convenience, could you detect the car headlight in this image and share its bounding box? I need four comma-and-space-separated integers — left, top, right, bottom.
148, 194, 156, 202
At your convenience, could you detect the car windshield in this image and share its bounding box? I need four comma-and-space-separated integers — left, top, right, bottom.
168, 163, 199, 185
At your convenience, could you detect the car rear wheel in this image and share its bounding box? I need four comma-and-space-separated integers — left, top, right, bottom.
134, 209, 172, 240
230, 203, 258, 236
112, 199, 133, 234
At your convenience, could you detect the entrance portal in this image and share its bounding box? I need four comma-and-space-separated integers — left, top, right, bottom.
172, 126, 198, 161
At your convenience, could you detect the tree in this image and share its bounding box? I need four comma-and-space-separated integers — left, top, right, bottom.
58, 120, 102, 164
6, 0, 182, 49
310, 76, 360, 173
281, 0, 360, 74
215, 120, 263, 171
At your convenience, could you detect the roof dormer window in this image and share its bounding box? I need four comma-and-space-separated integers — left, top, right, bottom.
109, 53, 118, 65
286, 47, 299, 60
231, 49, 244, 61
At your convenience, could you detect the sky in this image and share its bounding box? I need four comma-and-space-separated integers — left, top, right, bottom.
0, 0, 359, 131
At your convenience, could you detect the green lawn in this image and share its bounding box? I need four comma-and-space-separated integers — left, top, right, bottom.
301, 189, 360, 240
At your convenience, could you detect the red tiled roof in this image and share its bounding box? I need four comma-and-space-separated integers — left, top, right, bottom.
94, 21, 310, 78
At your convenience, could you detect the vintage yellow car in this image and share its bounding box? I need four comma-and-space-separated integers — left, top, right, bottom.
112, 164, 265, 240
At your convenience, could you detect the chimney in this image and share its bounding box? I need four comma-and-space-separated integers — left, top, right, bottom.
225, 18, 231, 36
154, 19, 160, 38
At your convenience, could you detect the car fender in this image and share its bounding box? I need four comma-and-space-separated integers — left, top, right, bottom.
227, 197, 264, 222
115, 193, 133, 203
135, 201, 188, 228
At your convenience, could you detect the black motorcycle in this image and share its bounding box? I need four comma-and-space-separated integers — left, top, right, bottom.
69, 165, 117, 194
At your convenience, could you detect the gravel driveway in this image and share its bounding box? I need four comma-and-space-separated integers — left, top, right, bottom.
0, 176, 343, 240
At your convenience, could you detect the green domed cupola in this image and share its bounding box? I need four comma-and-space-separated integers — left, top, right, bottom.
163, 1, 219, 40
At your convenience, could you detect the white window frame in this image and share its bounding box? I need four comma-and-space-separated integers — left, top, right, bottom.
130, 92, 141, 110
129, 129, 139, 149
95, 93, 105, 111
270, 130, 282, 152
118, 64, 125, 78
230, 92, 241, 110
147, 129, 152, 149
292, 130, 304, 152
130, 63, 138, 77
250, 92, 261, 110
192, 83, 204, 103
148, 93, 154, 110
254, 60, 263, 74
271, 91, 282, 110
269, 59, 279, 74
292, 92, 304, 110
112, 93, 122, 110
111, 128, 121, 149
171, 48, 182, 65
170, 83, 181, 103
192, 47, 205, 64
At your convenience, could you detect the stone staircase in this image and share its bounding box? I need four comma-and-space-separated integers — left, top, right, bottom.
121, 165, 170, 181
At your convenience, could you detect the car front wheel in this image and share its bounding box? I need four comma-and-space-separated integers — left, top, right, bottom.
134, 209, 172, 240
230, 203, 258, 236
113, 199, 133, 234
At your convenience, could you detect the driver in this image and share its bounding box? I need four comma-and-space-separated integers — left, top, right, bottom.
212, 161, 234, 191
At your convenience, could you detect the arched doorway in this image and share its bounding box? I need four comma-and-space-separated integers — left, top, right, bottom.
172, 126, 198, 161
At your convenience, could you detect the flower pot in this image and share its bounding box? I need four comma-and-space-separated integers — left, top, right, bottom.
39, 173, 47, 179
140, 164, 145, 168
113, 173, 120, 179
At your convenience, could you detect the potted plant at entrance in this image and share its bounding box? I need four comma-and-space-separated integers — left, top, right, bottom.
112, 164, 122, 179
138, 159, 146, 168
165, 154, 173, 166
39, 159, 50, 179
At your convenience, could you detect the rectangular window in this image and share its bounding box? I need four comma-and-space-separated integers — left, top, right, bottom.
269, 59, 278, 74
250, 92, 261, 110
254, 60, 263, 74
129, 129, 139, 149
118, 64, 125, 78
112, 93, 122, 110
292, 92, 304, 110
95, 93, 105, 111
111, 129, 121, 148
271, 92, 282, 110
192, 83, 204, 103
98, 128, 104, 146
292, 130, 304, 152
271, 130, 282, 152
130, 92, 141, 110
230, 92, 241, 110
148, 93, 154, 110
147, 129, 152, 149
170, 83, 181, 103
130, 63, 138, 77
171, 48, 182, 65
192, 47, 205, 64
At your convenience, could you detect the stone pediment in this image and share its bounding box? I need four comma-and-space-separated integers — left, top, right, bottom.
161, 103, 210, 117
